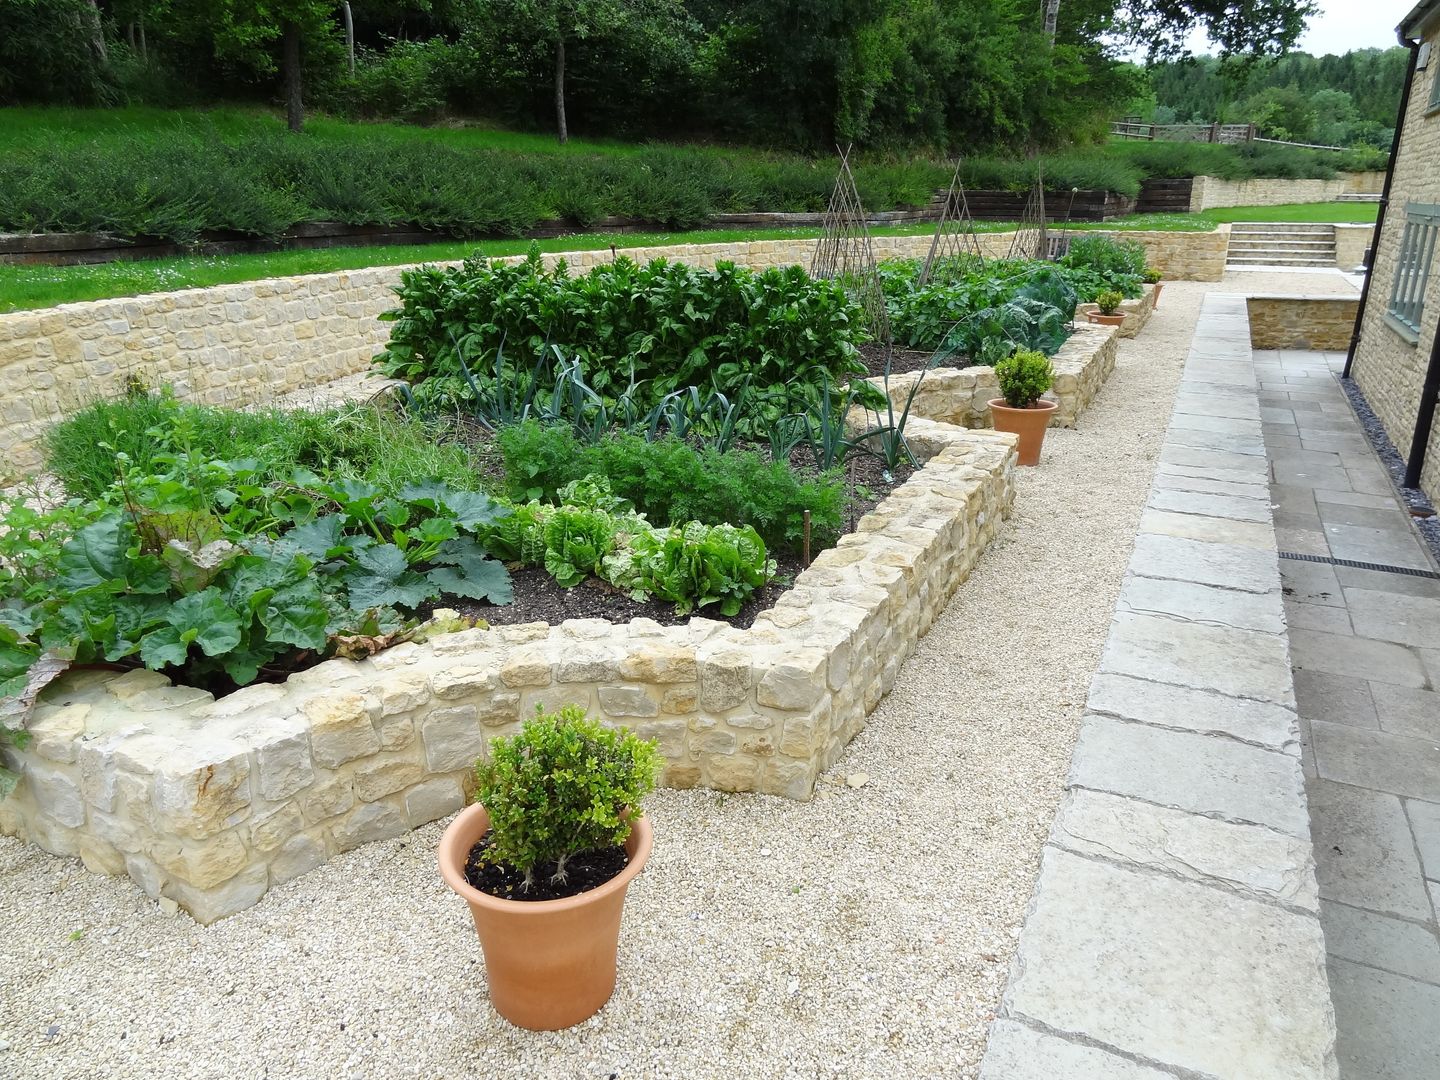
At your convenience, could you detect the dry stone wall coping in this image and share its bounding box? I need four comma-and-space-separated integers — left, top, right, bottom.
863, 322, 1120, 431
0, 424, 1017, 923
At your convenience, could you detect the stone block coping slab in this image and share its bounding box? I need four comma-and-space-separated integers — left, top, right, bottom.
980, 294, 1336, 1079
0, 424, 1017, 923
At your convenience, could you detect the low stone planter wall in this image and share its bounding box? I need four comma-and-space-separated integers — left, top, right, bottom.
1076, 282, 1157, 339
864, 323, 1119, 431
0, 425, 1017, 922
0, 229, 1226, 481
1246, 295, 1360, 351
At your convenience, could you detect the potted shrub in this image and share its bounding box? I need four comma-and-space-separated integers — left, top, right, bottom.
1143, 266, 1163, 307
988, 350, 1057, 466
1087, 290, 1126, 326
437, 704, 661, 1030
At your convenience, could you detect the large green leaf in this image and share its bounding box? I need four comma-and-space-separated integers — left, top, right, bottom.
347, 544, 437, 610
443, 490, 510, 531
259, 581, 330, 650
55, 516, 127, 591
427, 538, 513, 604
140, 587, 245, 668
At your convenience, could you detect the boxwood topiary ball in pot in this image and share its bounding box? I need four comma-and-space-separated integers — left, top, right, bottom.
994, 349, 1055, 410
1096, 289, 1125, 316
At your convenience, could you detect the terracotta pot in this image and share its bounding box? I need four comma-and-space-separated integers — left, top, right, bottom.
1150, 282, 1163, 308
1086, 310, 1126, 326
438, 802, 653, 1030
988, 397, 1058, 466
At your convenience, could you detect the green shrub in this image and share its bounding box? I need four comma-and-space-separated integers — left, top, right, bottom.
1096, 290, 1124, 314
473, 704, 661, 890
494, 422, 845, 554
1142, 267, 1163, 284
379, 251, 865, 427
0, 123, 948, 243
995, 350, 1055, 409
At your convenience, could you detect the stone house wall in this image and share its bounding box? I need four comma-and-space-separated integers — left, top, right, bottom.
1349, 19, 1440, 505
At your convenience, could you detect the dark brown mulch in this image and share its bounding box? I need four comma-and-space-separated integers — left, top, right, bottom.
464, 833, 628, 902
435, 448, 913, 630
856, 342, 942, 378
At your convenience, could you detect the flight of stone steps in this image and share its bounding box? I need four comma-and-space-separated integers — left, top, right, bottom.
1226, 222, 1337, 268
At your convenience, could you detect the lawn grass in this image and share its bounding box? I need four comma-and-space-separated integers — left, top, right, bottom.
1197, 202, 1379, 224
0, 105, 645, 157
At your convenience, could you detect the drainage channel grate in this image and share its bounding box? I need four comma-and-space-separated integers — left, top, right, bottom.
1278, 551, 1440, 580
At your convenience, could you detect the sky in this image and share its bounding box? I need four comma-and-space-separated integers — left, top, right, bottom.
1183, 0, 1407, 56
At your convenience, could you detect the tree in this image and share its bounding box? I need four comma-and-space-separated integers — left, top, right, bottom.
205, 0, 338, 130
1114, 0, 1319, 61
479, 0, 687, 142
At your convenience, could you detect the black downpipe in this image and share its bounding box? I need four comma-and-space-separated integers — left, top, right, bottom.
1343, 37, 1421, 378
1404, 326, 1440, 488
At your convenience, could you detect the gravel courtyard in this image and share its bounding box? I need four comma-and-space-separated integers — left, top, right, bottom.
0, 272, 1357, 1080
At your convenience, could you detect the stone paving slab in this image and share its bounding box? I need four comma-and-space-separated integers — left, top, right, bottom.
1307, 779, 1433, 921
1072, 714, 1309, 836
1138, 507, 1277, 550
1127, 533, 1280, 593
1327, 959, 1440, 1080
1120, 574, 1287, 635
998, 848, 1334, 1080
980, 1020, 1178, 1080
1319, 900, 1440, 984
980, 295, 1335, 1079
1088, 672, 1298, 749
1100, 610, 1294, 703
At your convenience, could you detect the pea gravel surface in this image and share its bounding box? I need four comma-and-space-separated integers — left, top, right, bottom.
0, 273, 1352, 1080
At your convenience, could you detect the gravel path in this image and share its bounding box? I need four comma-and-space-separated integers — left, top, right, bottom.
0, 273, 1349, 1080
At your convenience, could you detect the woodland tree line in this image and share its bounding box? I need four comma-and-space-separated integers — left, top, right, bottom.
1137, 48, 1409, 150
1, 0, 1345, 151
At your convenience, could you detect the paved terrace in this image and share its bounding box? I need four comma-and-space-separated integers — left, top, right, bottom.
984, 296, 1440, 1079
1262, 348, 1440, 1080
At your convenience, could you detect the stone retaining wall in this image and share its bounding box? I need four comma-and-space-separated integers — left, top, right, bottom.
1190, 172, 1384, 211
1246, 296, 1360, 351
1, 230, 1221, 481
867, 323, 1120, 431
0, 426, 1017, 922
1333, 223, 1375, 270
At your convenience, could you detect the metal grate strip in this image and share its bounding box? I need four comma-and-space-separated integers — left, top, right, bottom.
1278, 551, 1440, 580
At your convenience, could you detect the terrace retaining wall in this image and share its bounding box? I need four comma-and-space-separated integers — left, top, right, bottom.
1246, 295, 1361, 352
1189, 172, 1385, 211
1, 229, 1220, 482
0, 426, 1017, 923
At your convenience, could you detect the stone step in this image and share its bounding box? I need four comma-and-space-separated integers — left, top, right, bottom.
1229, 240, 1337, 251
1226, 256, 1336, 266
1230, 222, 1336, 232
